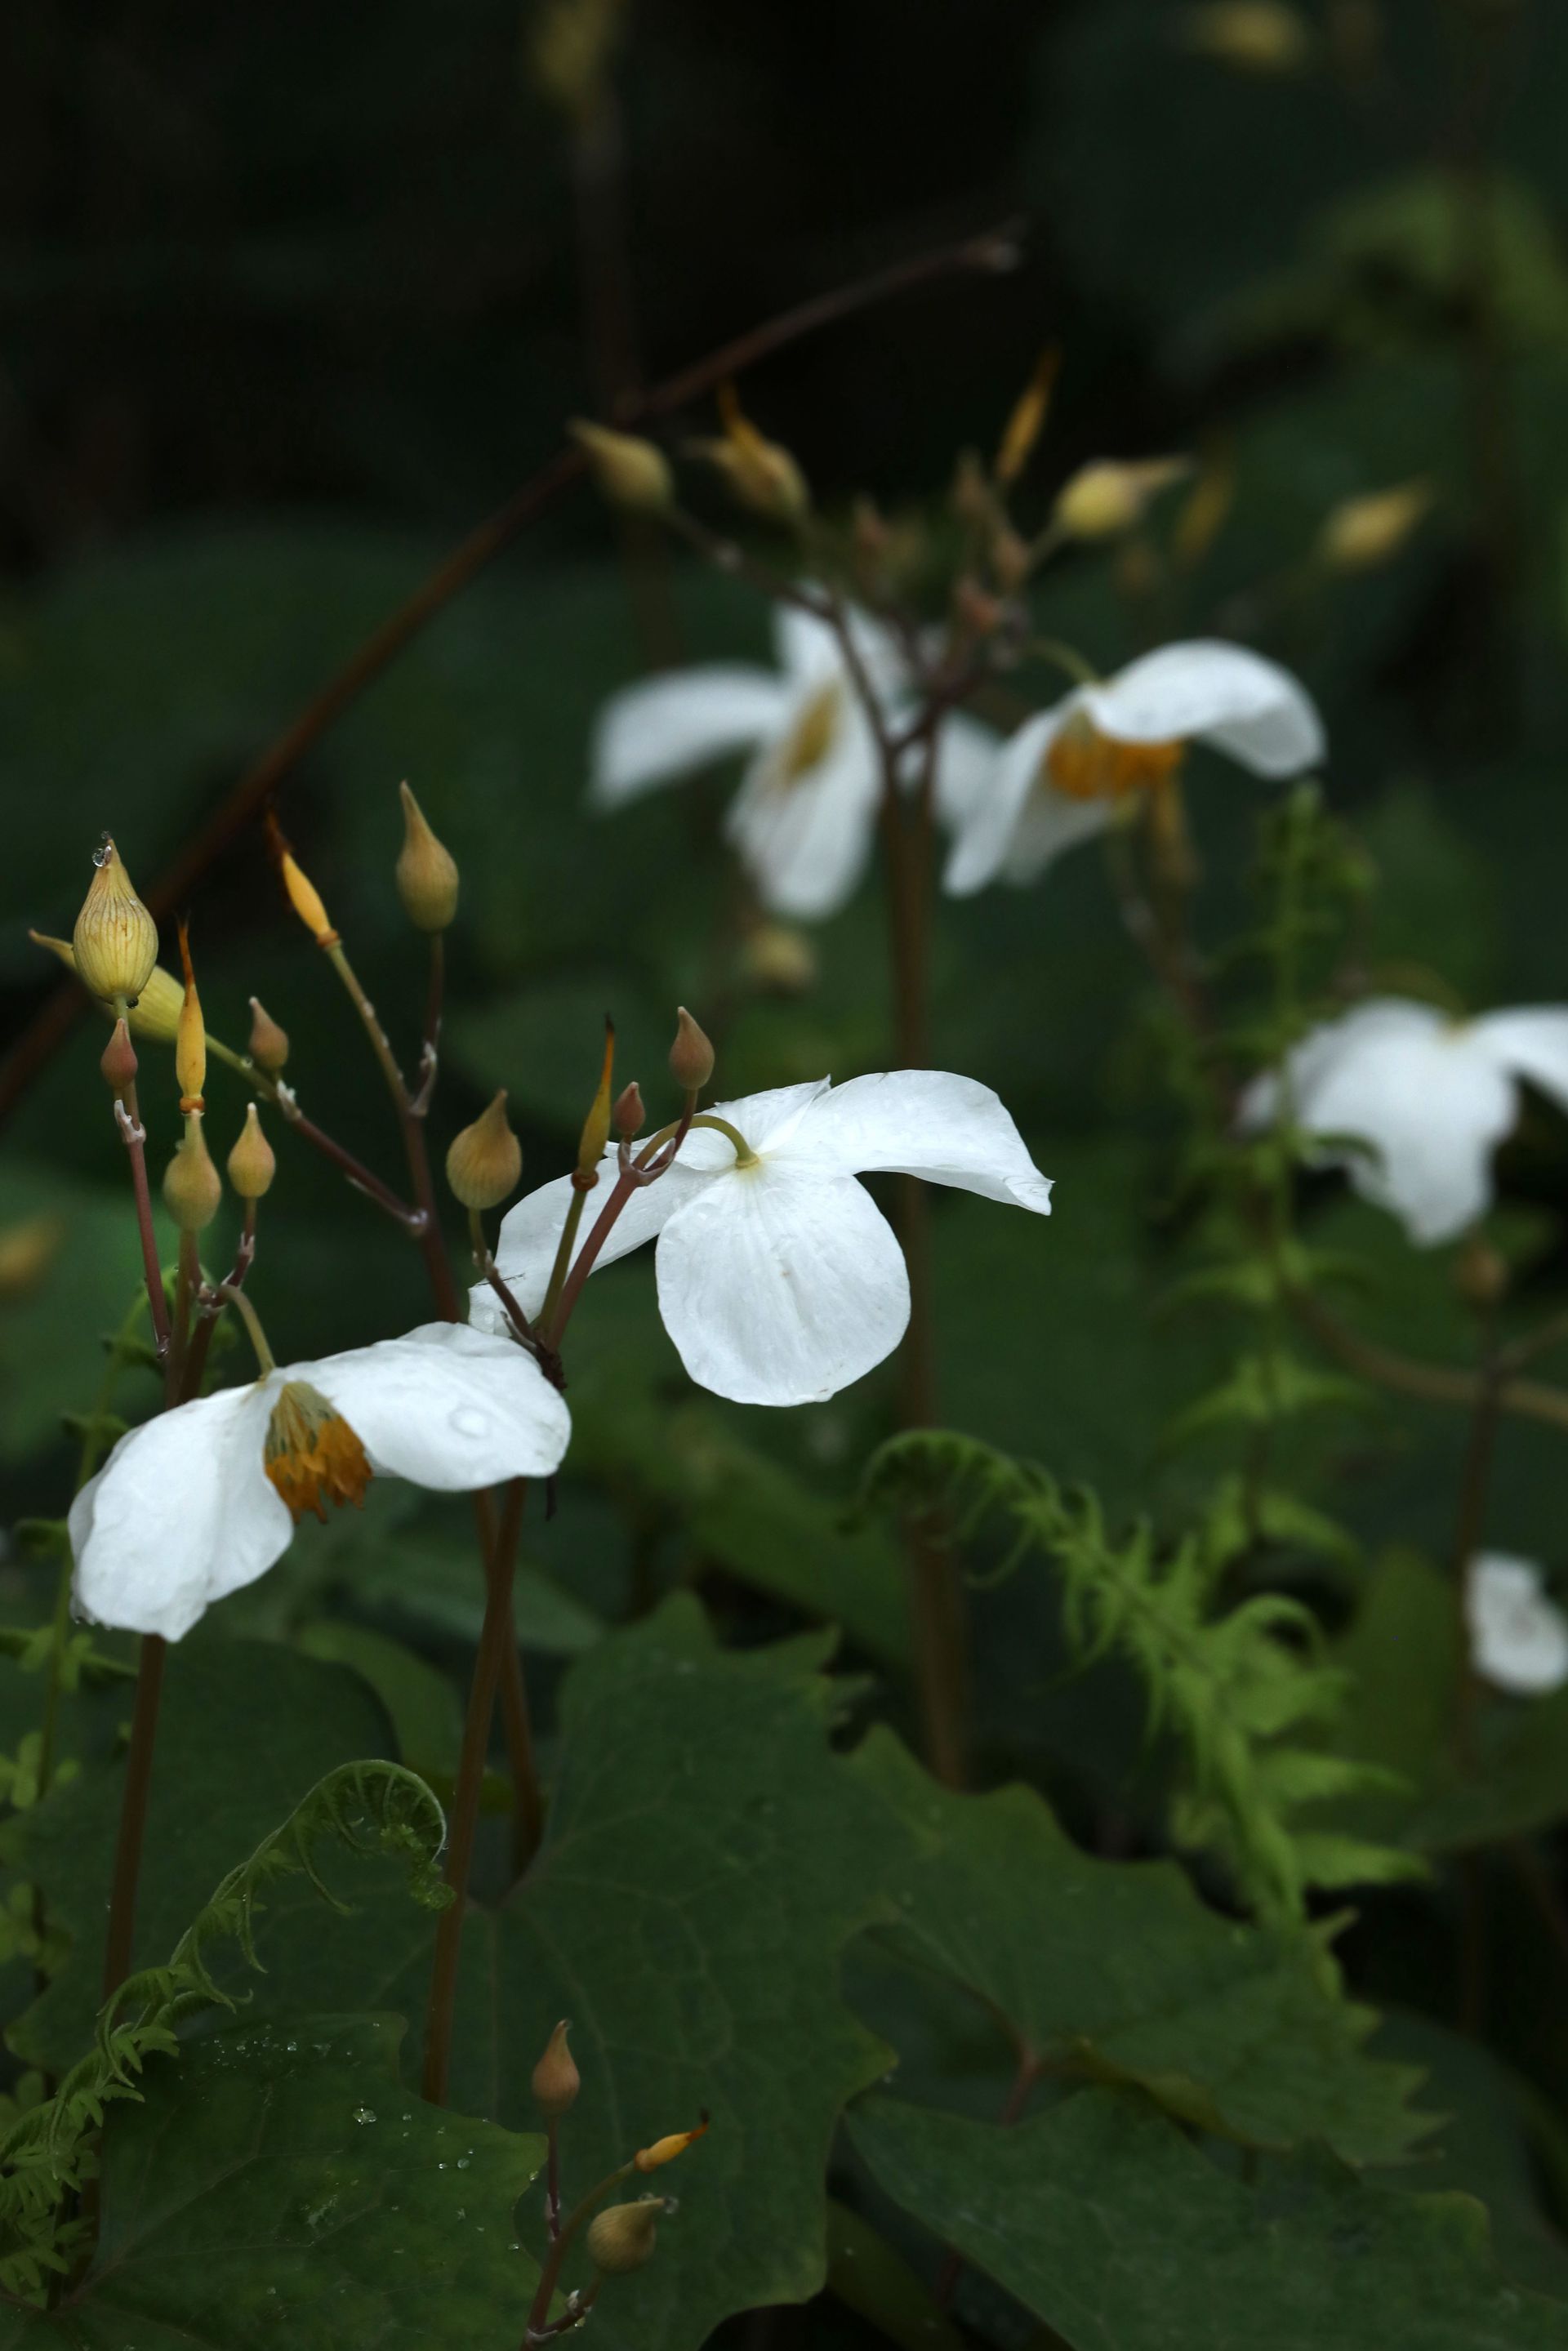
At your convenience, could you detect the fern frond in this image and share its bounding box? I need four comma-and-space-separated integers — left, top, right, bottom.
0, 1758, 447, 2303
863, 1431, 1419, 1926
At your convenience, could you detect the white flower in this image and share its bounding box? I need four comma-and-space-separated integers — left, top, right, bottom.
590, 603, 996, 920
1241, 998, 1568, 1245
1465, 1554, 1568, 1696
69, 1323, 570, 1641
943, 639, 1324, 896
473, 1071, 1052, 1406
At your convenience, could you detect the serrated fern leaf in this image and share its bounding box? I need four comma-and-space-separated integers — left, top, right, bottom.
0, 1758, 447, 2302
863, 1431, 1419, 1926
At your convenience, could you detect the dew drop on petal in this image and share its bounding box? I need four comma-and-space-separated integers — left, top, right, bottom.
449, 1405, 492, 1439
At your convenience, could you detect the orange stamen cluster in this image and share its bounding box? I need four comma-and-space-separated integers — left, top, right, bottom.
1045, 713, 1184, 803
263, 1380, 372, 1521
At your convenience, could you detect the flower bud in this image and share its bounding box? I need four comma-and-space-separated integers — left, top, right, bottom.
163, 1113, 222, 1234
175, 922, 206, 1110
741, 923, 817, 996
247, 997, 291, 1075
73, 838, 158, 1008
668, 1007, 714, 1097
633, 2116, 709, 2173
1051, 457, 1191, 543
612, 1081, 646, 1141
994, 349, 1060, 490
447, 1090, 523, 1210
531, 2019, 581, 2120
100, 1017, 138, 1100
576, 1021, 617, 1186
1317, 480, 1433, 574
586, 2198, 666, 2277
395, 782, 460, 933
268, 816, 338, 947
570, 420, 675, 515
694, 384, 809, 527
1182, 2, 1313, 72
227, 1102, 277, 1200
989, 525, 1033, 594
0, 1213, 65, 1299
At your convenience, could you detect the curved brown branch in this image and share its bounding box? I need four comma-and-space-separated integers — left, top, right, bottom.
1290, 1285, 1568, 1437
0, 217, 1024, 1129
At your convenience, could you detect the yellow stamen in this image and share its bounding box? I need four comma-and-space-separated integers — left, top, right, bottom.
1044, 712, 1184, 803
263, 1380, 372, 1522
777, 682, 842, 788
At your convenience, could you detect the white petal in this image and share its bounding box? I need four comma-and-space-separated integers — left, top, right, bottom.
997, 783, 1112, 885
1470, 1008, 1568, 1117
708, 1078, 834, 1155
590, 667, 790, 808
724, 698, 883, 918
927, 712, 1004, 830
942, 707, 1071, 896
69, 1384, 287, 1641
791, 1071, 1054, 1214
479, 1160, 714, 1329
1082, 641, 1325, 776
653, 1164, 910, 1405
774, 596, 905, 706
1265, 1001, 1515, 1245
1466, 1554, 1568, 1696
305, 1322, 570, 1487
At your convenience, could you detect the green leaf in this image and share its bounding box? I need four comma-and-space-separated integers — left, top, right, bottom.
6, 1640, 395, 2073
296, 1623, 462, 1781
0, 2017, 542, 2349
850, 1730, 1429, 2165
0, 1168, 155, 1467
849, 2091, 1568, 2351
823, 2199, 965, 2351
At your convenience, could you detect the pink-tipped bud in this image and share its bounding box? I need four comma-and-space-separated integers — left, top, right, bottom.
100, 1017, 138, 1099
612, 1081, 646, 1141
247, 997, 290, 1075
668, 1007, 714, 1097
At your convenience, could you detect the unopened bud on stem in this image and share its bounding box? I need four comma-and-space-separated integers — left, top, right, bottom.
669, 1007, 713, 1097
163, 1112, 222, 1233
395, 782, 460, 933
531, 2019, 580, 2120
247, 997, 290, 1075
35, 931, 185, 1044
73, 838, 158, 1007
741, 924, 817, 997
175, 921, 206, 1109
1051, 456, 1191, 542
994, 349, 1060, 490
695, 383, 809, 527
575, 1021, 617, 1185
612, 1081, 646, 1140
227, 1103, 277, 1200
447, 1090, 523, 1210
267, 815, 338, 947
586, 2198, 666, 2277
570, 421, 674, 514
634, 2115, 709, 2172
100, 1018, 138, 1100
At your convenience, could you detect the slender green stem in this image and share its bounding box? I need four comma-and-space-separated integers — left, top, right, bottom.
539, 1187, 592, 1338
217, 1283, 276, 1377
423, 1478, 528, 2105
100, 1633, 167, 2000
523, 2158, 636, 2342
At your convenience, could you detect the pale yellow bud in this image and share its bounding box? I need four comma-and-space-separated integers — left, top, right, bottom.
693, 384, 809, 527
994, 349, 1061, 490
1170, 449, 1236, 572
574, 1022, 617, 1187
569, 420, 675, 515
446, 1090, 523, 1210
741, 922, 817, 996
247, 997, 291, 1075
175, 922, 206, 1109
1317, 480, 1434, 573
163, 1112, 223, 1234
279, 849, 338, 946
633, 2115, 709, 2172
29, 933, 185, 1043
227, 1103, 277, 1200
1181, 2, 1313, 73
531, 2020, 581, 2120
0, 1213, 65, 1299
72, 839, 158, 1007
668, 1006, 714, 1096
395, 782, 461, 933
586, 2198, 665, 2277
1052, 457, 1192, 543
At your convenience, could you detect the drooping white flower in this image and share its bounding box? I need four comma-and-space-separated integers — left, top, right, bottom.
943, 639, 1324, 896
1465, 1554, 1568, 1696
1241, 998, 1568, 1245
590, 603, 996, 920
69, 1323, 570, 1641
473, 1071, 1052, 1406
